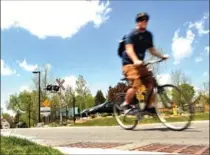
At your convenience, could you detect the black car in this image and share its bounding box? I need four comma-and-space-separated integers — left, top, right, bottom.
88, 101, 113, 114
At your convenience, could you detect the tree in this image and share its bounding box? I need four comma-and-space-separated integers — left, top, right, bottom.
2, 113, 15, 128
49, 94, 60, 121
85, 95, 95, 108
172, 83, 195, 109
75, 75, 91, 111
32, 64, 54, 102
95, 90, 106, 106
197, 81, 210, 105
6, 94, 20, 113
6, 91, 38, 127
107, 82, 129, 101
171, 69, 191, 86
63, 86, 75, 107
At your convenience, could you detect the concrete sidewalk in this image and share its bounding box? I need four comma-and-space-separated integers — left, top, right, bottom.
1, 132, 171, 155
55, 147, 171, 154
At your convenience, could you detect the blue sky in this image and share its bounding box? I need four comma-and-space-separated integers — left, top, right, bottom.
1, 1, 209, 114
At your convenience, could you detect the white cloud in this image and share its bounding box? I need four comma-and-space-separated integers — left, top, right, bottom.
1, 59, 16, 76
16, 59, 38, 71
44, 63, 51, 71
157, 73, 171, 85
205, 46, 209, 53
20, 85, 31, 92
17, 74, 20, 77
172, 29, 195, 64
189, 13, 209, 36
62, 75, 109, 96
63, 75, 77, 90
172, 13, 209, 64
89, 83, 109, 96
195, 57, 203, 62
1, 1, 111, 39
203, 72, 208, 76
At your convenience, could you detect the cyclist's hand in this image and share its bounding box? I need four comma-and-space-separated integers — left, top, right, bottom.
162, 54, 169, 59
134, 60, 143, 66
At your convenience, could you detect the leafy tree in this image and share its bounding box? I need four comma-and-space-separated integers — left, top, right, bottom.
63, 86, 75, 107
75, 75, 91, 111
95, 90, 106, 106
171, 69, 191, 86
107, 82, 129, 101
49, 94, 60, 121
85, 95, 95, 108
2, 113, 15, 128
172, 83, 195, 109
6, 94, 20, 113
6, 91, 38, 127
32, 64, 54, 102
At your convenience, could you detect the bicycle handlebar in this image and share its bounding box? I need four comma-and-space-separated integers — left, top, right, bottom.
143, 58, 166, 67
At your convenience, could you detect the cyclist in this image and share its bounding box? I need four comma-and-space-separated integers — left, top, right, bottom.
120, 12, 169, 114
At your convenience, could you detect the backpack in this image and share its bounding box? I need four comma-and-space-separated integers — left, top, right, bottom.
117, 35, 126, 57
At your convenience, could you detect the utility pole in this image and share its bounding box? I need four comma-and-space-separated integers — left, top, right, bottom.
59, 88, 63, 124
28, 103, 31, 128
38, 72, 41, 123
32, 71, 41, 123
73, 96, 76, 124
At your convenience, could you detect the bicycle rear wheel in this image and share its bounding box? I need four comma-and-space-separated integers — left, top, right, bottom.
155, 84, 194, 131
113, 93, 138, 130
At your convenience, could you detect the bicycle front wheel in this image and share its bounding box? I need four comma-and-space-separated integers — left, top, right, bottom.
113, 93, 138, 130
155, 84, 194, 131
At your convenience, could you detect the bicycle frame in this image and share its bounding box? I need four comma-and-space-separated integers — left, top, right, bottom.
123, 58, 166, 105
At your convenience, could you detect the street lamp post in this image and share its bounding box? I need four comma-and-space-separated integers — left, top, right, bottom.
32, 71, 41, 123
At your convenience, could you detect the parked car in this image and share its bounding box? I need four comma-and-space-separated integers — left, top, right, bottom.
88, 101, 113, 115
75, 102, 114, 118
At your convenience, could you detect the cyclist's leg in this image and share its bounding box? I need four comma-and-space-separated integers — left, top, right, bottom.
139, 67, 156, 113
121, 64, 141, 108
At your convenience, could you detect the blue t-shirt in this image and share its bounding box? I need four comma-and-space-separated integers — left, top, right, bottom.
122, 29, 154, 65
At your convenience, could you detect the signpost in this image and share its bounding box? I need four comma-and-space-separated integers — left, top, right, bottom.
40, 107, 51, 117
56, 78, 65, 91
43, 99, 50, 107
41, 99, 51, 122
56, 78, 65, 124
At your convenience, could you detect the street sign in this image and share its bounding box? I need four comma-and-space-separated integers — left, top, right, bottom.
56, 78, 65, 90
40, 107, 51, 116
43, 99, 50, 107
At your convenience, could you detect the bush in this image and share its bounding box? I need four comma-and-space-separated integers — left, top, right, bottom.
101, 113, 109, 117
49, 122, 58, 127
89, 114, 96, 119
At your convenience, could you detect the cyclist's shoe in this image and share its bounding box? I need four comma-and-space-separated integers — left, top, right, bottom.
144, 107, 157, 115
120, 102, 134, 114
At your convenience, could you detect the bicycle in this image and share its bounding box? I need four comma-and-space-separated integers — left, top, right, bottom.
113, 58, 194, 131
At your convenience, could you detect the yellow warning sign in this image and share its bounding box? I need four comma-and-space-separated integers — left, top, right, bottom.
43, 99, 50, 107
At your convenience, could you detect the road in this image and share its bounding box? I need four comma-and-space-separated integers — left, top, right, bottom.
1, 121, 209, 151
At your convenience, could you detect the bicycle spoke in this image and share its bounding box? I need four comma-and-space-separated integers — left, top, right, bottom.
113, 93, 138, 130
156, 84, 193, 131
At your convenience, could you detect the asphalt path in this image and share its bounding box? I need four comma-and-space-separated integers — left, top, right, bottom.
1, 121, 209, 150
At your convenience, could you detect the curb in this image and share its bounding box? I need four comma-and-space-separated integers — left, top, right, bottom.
55, 147, 172, 154
1, 132, 172, 155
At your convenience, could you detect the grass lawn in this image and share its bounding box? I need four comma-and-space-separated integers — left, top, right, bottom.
73, 112, 209, 126
1, 136, 63, 155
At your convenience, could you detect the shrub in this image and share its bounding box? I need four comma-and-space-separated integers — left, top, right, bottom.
101, 113, 109, 117
49, 122, 58, 127
89, 114, 96, 119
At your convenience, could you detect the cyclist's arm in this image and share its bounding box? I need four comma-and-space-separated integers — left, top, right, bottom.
125, 33, 139, 62
147, 32, 165, 59
148, 47, 165, 59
